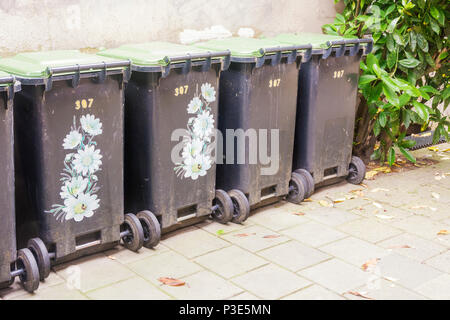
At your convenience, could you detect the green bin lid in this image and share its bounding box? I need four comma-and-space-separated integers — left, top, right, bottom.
0, 70, 14, 87
98, 42, 218, 67
0, 50, 123, 79
194, 37, 290, 58
274, 33, 349, 49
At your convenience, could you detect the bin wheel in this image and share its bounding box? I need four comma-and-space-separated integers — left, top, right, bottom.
211, 189, 234, 224
137, 210, 161, 249
122, 213, 144, 252
16, 248, 40, 293
294, 169, 315, 198
347, 156, 366, 185
228, 189, 250, 224
28, 238, 51, 281
286, 172, 306, 204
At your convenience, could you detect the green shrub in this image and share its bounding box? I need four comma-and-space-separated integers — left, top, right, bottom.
324, 0, 449, 165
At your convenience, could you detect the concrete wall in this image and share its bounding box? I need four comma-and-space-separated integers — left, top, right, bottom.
0, 0, 339, 55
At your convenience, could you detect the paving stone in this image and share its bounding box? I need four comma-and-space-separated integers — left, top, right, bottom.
194, 246, 268, 279
103, 244, 169, 265
160, 270, 242, 300
332, 197, 373, 211
281, 221, 347, 247
15, 283, 87, 300
231, 264, 311, 300
127, 251, 203, 285
228, 292, 261, 300
86, 276, 171, 300
282, 285, 345, 300
302, 207, 361, 227
349, 204, 412, 222
344, 279, 427, 300
198, 219, 253, 235
53, 254, 135, 293
248, 206, 309, 231
414, 274, 450, 300
222, 225, 290, 252
337, 218, 403, 243
298, 259, 374, 295
161, 227, 231, 259
257, 240, 330, 272
320, 237, 390, 267
424, 250, 450, 273
392, 216, 450, 247
378, 233, 448, 262
376, 253, 443, 290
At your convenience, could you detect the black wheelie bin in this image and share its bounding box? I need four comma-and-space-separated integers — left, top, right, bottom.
0, 72, 40, 293
0, 51, 147, 281
194, 37, 313, 207
98, 41, 246, 238
274, 33, 373, 196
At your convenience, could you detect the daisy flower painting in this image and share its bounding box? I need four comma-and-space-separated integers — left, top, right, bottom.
175, 83, 216, 180
46, 114, 103, 222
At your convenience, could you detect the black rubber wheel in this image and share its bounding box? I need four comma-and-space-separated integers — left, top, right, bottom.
286, 172, 306, 204
122, 213, 144, 252
294, 168, 315, 198
137, 210, 161, 249
16, 248, 40, 293
228, 189, 250, 224
211, 189, 234, 224
347, 156, 366, 185
28, 238, 51, 281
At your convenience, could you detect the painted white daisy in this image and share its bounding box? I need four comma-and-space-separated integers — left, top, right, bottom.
80, 114, 103, 136
182, 138, 204, 159
193, 110, 215, 139
187, 96, 203, 114
73, 145, 102, 175
201, 83, 216, 103
62, 130, 82, 149
183, 154, 212, 180
60, 176, 88, 199
64, 193, 99, 222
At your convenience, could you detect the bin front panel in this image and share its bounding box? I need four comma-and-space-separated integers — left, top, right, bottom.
0, 92, 15, 284
217, 61, 299, 206
15, 76, 124, 258
124, 67, 219, 228
293, 54, 360, 185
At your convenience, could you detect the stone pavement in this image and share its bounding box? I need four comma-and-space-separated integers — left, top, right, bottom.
1, 144, 449, 300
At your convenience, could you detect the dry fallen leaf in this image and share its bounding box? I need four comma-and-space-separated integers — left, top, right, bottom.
365, 170, 379, 180
263, 235, 280, 239
333, 198, 346, 203
361, 258, 380, 271
372, 202, 383, 209
107, 256, 117, 261
158, 277, 186, 286
292, 212, 305, 216
387, 245, 411, 249
319, 200, 333, 207
234, 233, 256, 237
428, 146, 439, 152
431, 192, 440, 199
346, 291, 375, 300
370, 188, 390, 193
437, 230, 449, 236
303, 198, 313, 202
442, 148, 450, 152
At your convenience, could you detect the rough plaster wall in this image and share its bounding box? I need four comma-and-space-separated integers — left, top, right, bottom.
0, 0, 339, 55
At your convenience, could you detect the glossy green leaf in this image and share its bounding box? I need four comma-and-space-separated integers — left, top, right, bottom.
383, 83, 399, 106
388, 147, 395, 166
398, 58, 420, 68
412, 100, 430, 121
398, 146, 416, 163
387, 17, 400, 33
359, 74, 378, 85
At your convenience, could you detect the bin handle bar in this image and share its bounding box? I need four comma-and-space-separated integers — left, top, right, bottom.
46, 60, 131, 76
262, 44, 313, 55
327, 37, 373, 47
0, 76, 15, 85
163, 50, 231, 64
